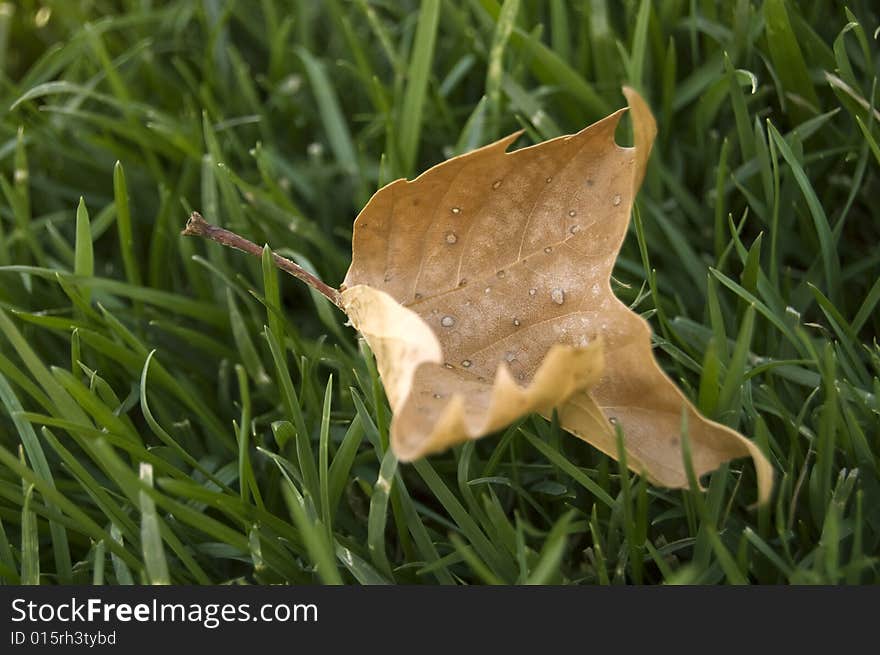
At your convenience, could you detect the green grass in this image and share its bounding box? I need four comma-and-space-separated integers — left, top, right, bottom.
0, 0, 878, 585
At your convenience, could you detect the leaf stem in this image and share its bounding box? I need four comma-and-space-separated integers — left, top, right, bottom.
181, 212, 344, 309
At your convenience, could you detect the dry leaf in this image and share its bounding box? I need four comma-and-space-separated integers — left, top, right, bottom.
184, 87, 773, 503
340, 88, 773, 503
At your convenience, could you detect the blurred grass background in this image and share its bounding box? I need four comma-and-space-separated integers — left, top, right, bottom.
0, 0, 877, 584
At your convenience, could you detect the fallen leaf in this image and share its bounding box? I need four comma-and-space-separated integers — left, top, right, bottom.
341, 88, 773, 503
183, 87, 773, 504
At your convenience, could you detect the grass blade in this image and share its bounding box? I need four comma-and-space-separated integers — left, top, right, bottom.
139, 463, 170, 585
397, 0, 440, 175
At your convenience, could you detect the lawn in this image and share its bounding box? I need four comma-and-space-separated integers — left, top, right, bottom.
0, 0, 877, 584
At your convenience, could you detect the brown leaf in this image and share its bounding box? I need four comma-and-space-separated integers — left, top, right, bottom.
340, 88, 772, 503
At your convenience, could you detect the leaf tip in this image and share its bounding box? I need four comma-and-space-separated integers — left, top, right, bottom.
621, 86, 657, 191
